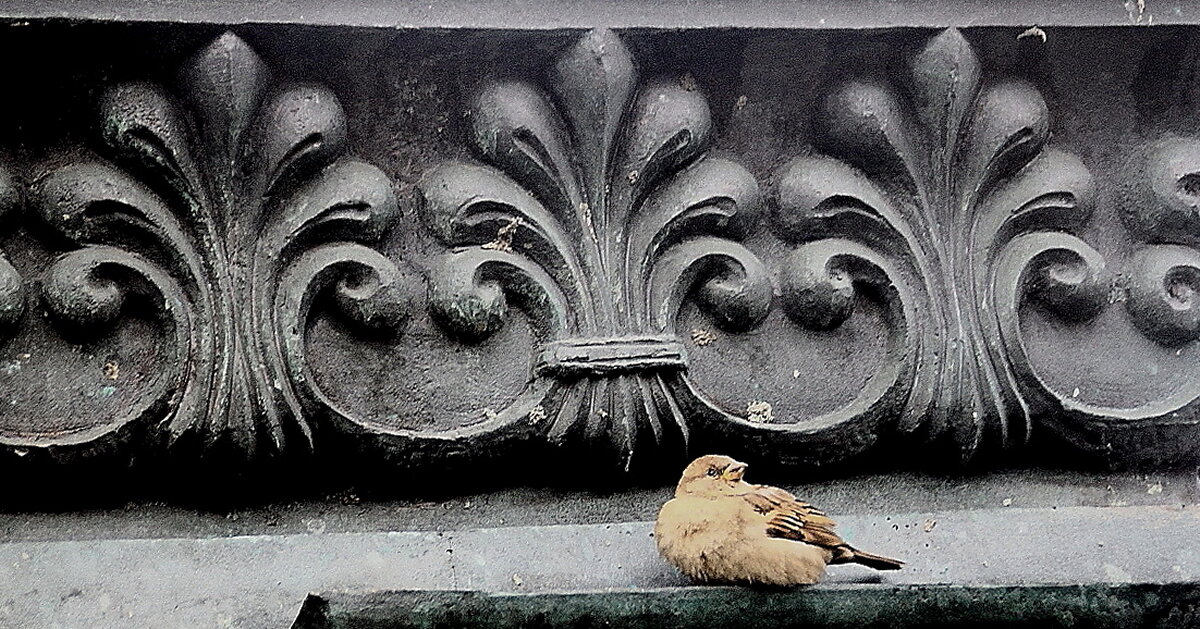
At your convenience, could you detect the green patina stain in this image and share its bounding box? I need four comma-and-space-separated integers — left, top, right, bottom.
293, 583, 1200, 629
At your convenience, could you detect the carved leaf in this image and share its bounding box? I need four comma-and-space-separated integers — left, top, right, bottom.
814, 78, 922, 199
617, 80, 712, 209
909, 27, 981, 169
470, 79, 580, 224
33, 161, 201, 285
100, 82, 201, 210
772, 155, 909, 255
549, 27, 636, 214
252, 85, 349, 203
961, 80, 1050, 210
630, 155, 759, 303
178, 31, 269, 178
278, 159, 398, 247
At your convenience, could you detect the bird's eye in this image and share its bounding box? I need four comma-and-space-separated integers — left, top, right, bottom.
706, 468, 719, 477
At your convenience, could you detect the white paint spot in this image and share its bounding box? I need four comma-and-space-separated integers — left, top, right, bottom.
1017, 26, 1047, 42
1103, 563, 1133, 582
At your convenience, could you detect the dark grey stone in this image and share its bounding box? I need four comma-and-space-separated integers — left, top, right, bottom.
0, 15, 1196, 486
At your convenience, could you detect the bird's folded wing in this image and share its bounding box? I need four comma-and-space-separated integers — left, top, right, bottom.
742, 485, 846, 548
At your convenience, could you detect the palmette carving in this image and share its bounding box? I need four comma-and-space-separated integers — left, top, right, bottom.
420, 29, 771, 474
774, 28, 1199, 465
0, 25, 1192, 478
29, 32, 403, 459
773, 29, 1100, 461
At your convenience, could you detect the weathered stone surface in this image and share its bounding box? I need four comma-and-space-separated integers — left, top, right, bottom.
1, 504, 1197, 627
0, 22, 1196, 486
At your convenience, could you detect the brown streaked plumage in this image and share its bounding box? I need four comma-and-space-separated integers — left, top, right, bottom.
654, 454, 903, 586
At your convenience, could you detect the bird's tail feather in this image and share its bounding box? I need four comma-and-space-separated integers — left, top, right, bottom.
849, 548, 903, 570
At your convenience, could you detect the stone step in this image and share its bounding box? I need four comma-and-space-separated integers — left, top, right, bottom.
0, 505, 1196, 627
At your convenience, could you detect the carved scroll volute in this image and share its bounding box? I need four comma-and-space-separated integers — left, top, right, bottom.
419, 29, 770, 478
26, 31, 408, 465
1005, 136, 1200, 467
0, 166, 23, 335
747, 155, 932, 468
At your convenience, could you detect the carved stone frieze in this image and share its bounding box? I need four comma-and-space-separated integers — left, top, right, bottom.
0, 25, 1193, 484
21, 32, 407, 461
772, 29, 1102, 462
768, 29, 1199, 467
418, 29, 769, 476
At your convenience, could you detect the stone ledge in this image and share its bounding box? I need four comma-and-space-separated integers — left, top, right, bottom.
1, 505, 1196, 627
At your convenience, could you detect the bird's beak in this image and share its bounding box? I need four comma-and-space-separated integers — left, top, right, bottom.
722, 462, 747, 482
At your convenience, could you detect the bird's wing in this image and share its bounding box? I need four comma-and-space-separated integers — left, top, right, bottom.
741, 484, 846, 548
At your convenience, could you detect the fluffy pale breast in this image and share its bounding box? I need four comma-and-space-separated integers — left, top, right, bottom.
654, 496, 745, 582
655, 495, 833, 586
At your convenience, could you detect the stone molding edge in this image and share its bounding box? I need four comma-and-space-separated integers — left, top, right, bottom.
0, 0, 1191, 29
291, 584, 1200, 628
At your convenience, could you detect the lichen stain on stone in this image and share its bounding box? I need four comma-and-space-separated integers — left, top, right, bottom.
83, 386, 118, 400
480, 217, 521, 252
690, 329, 716, 346
746, 400, 773, 423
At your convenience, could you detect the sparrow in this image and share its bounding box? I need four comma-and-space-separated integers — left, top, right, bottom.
654, 454, 903, 586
